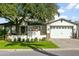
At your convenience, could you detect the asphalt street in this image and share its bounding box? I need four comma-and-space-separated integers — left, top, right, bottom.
0, 50, 79, 56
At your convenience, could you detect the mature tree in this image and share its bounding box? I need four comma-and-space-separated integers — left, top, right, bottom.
0, 3, 59, 22
0, 3, 59, 34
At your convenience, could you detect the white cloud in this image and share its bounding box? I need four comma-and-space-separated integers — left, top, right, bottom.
66, 3, 77, 9
72, 16, 76, 19
72, 16, 78, 20
71, 16, 79, 21
58, 15, 70, 19
75, 4, 79, 9
55, 15, 70, 20
66, 3, 79, 10
58, 9, 65, 13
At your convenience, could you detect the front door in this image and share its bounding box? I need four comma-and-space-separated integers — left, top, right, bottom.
21, 26, 25, 34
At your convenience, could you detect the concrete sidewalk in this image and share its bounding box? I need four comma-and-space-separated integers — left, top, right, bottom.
0, 48, 79, 51
0, 49, 79, 56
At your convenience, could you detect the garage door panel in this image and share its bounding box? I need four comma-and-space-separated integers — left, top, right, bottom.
50, 26, 73, 38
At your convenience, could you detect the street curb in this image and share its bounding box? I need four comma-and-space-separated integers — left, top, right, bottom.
0, 49, 33, 51
43, 48, 79, 51
0, 48, 79, 51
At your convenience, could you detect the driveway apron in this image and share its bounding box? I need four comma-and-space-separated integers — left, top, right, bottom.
52, 39, 79, 48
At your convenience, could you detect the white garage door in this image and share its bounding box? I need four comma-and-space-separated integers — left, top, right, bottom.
50, 26, 73, 38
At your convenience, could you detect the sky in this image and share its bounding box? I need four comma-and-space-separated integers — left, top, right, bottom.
0, 18, 9, 24
57, 3, 79, 22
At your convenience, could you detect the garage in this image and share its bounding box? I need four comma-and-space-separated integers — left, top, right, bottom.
47, 18, 77, 39
50, 26, 73, 38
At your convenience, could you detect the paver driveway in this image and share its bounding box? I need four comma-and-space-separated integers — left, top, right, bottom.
52, 39, 79, 48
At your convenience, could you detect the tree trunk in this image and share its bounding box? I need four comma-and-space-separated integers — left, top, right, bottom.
4, 25, 5, 40
15, 18, 19, 35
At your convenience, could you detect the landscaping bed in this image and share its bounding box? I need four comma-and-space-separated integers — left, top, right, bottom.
0, 39, 59, 49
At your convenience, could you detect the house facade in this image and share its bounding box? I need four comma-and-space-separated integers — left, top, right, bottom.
6, 19, 47, 41
2, 18, 77, 41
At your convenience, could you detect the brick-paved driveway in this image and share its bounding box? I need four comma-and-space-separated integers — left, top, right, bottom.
52, 39, 79, 48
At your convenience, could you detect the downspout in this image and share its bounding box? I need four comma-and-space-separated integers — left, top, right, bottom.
77, 25, 79, 38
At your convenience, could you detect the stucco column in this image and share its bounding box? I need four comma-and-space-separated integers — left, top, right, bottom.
46, 24, 50, 39
47, 33, 50, 39
77, 27, 79, 38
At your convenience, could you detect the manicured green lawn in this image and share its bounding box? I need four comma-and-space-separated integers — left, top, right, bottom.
0, 40, 59, 49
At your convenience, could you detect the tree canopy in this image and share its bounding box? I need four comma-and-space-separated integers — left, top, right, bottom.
0, 3, 59, 23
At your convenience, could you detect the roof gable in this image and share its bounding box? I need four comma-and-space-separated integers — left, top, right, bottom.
18, 18, 46, 25
47, 18, 77, 25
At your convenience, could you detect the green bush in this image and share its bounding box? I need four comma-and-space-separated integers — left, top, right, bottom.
22, 39, 25, 42
34, 38, 38, 42
18, 38, 21, 42
31, 39, 34, 42
26, 38, 29, 42
14, 38, 16, 42
7, 38, 11, 42
41, 38, 46, 41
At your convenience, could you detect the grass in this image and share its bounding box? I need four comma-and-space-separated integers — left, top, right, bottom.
0, 39, 59, 49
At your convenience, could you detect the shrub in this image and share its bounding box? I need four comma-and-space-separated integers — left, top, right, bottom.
6, 38, 11, 42
18, 38, 21, 42
34, 38, 38, 42
22, 39, 25, 42
14, 38, 16, 42
31, 39, 34, 42
41, 38, 46, 41
26, 38, 29, 42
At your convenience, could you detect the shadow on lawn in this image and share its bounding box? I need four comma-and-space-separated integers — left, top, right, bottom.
5, 42, 17, 46
21, 42, 58, 56
5, 42, 58, 56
